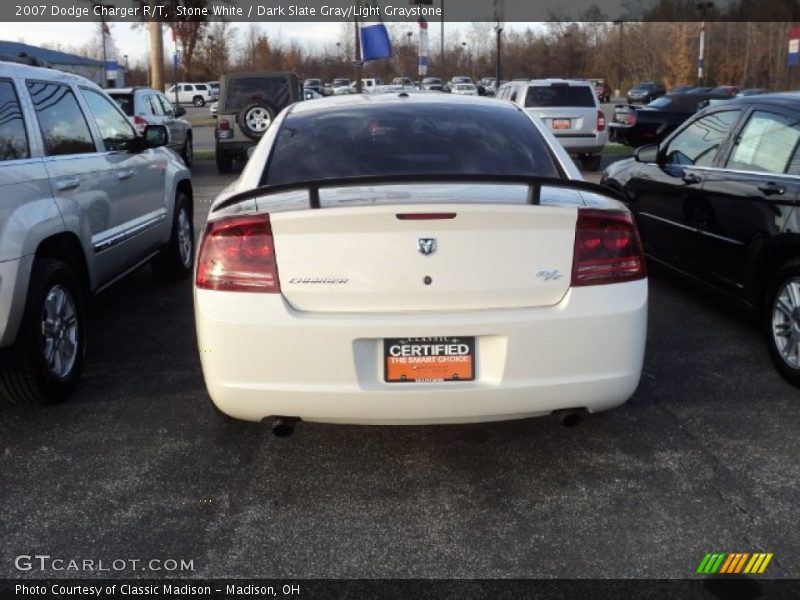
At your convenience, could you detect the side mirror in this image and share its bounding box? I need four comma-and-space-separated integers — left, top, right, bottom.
174, 105, 186, 117
141, 125, 168, 149
634, 144, 660, 163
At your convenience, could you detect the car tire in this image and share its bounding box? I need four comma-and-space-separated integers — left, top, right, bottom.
581, 154, 602, 171
765, 260, 800, 387
238, 102, 275, 140
0, 258, 86, 406
152, 191, 194, 282
181, 134, 193, 167
193, 96, 205, 107
216, 148, 233, 173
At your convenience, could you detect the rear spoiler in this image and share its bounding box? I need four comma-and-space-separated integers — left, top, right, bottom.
212, 175, 623, 213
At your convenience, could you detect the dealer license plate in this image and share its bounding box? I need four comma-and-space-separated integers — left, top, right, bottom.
552, 119, 572, 130
384, 337, 475, 383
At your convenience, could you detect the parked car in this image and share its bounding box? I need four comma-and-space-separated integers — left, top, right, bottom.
214, 71, 301, 173
421, 77, 444, 91
303, 78, 324, 95
626, 81, 666, 104
450, 76, 473, 87
330, 78, 351, 95
710, 85, 740, 97
601, 93, 800, 386
496, 79, 608, 170
609, 92, 728, 147
209, 100, 218, 117
165, 82, 215, 106
451, 83, 478, 95
195, 93, 647, 430
589, 78, 612, 103
737, 88, 768, 97
0, 61, 194, 406
207, 81, 220, 101
107, 86, 194, 166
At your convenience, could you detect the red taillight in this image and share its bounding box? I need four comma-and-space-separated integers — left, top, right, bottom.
596, 110, 606, 132
624, 112, 637, 126
218, 118, 230, 130
133, 115, 147, 135
571, 209, 646, 286
196, 214, 280, 293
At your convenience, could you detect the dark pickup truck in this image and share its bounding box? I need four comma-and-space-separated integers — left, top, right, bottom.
609, 92, 728, 147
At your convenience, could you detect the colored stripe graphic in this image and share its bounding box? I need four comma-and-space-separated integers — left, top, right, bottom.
700, 553, 773, 575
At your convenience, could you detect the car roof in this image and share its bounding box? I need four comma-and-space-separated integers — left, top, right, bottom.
288, 92, 518, 114
521, 78, 593, 87
703, 92, 800, 108
0, 59, 101, 90
106, 87, 161, 95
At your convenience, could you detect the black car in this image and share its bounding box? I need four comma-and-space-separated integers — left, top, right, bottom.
601, 93, 800, 386
626, 80, 666, 104
609, 92, 727, 147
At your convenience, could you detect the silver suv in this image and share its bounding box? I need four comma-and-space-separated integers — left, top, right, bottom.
496, 79, 608, 170
0, 62, 194, 406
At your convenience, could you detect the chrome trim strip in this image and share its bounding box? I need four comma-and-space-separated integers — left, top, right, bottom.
696, 228, 745, 246
639, 212, 696, 232
92, 208, 167, 254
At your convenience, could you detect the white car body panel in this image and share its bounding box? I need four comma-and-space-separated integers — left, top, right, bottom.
196, 280, 647, 424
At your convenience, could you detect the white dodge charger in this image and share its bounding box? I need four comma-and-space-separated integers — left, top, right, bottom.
194, 93, 647, 430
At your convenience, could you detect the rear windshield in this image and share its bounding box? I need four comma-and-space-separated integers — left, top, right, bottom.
262, 103, 559, 186
109, 94, 134, 116
524, 85, 595, 108
224, 77, 291, 109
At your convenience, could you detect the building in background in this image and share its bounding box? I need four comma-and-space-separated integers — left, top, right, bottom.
0, 40, 125, 87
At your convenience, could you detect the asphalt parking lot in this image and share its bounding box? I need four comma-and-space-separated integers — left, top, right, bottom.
1, 160, 799, 580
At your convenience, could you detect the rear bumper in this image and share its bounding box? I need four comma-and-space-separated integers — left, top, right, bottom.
195, 280, 648, 425
554, 133, 608, 155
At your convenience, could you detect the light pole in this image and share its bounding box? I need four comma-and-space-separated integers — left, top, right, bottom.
613, 20, 624, 97
697, 2, 714, 85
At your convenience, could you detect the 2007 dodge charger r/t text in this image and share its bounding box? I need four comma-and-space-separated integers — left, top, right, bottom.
194, 93, 648, 428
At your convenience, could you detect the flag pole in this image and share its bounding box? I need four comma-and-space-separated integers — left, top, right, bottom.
354, 10, 363, 93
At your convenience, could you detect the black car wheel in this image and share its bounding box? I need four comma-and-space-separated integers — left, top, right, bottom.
193, 96, 205, 107
215, 147, 233, 173
766, 260, 800, 387
238, 102, 275, 140
181, 134, 193, 167
0, 258, 86, 406
580, 154, 602, 171
152, 191, 194, 281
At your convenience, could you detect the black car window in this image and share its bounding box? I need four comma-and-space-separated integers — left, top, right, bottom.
727, 110, 800, 175
663, 110, 740, 167
263, 104, 560, 186
0, 79, 29, 161
156, 94, 175, 117
225, 77, 290, 109
27, 81, 95, 156
525, 85, 595, 108
79, 88, 136, 152
110, 94, 134, 116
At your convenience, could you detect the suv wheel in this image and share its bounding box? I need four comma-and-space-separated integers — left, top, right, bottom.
766, 261, 800, 387
193, 95, 205, 107
238, 102, 275, 140
216, 147, 233, 173
181, 134, 193, 167
152, 191, 194, 281
0, 258, 86, 406
580, 154, 602, 171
